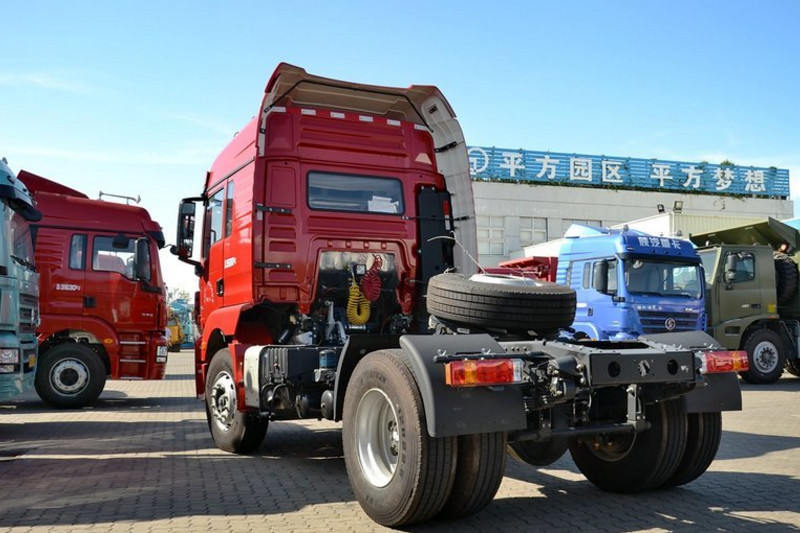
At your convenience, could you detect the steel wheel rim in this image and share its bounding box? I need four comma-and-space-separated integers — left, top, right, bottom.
51, 358, 89, 395
355, 388, 399, 487
209, 371, 236, 431
753, 341, 779, 373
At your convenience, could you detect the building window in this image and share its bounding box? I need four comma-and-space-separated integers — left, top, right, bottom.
477, 216, 505, 256
520, 217, 547, 247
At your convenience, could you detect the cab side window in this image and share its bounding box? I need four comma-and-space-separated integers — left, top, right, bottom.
69, 234, 87, 270
204, 188, 224, 253
727, 252, 755, 282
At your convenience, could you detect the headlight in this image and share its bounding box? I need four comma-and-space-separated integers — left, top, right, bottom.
0, 348, 19, 364
0, 364, 14, 373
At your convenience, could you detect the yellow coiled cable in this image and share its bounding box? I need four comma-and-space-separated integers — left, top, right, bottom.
347, 276, 370, 325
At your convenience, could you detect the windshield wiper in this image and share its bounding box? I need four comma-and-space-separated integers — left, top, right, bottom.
10, 254, 36, 271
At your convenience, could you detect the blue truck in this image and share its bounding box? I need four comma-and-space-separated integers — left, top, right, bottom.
502, 224, 706, 340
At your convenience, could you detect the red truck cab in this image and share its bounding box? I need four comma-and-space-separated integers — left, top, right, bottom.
19, 171, 168, 407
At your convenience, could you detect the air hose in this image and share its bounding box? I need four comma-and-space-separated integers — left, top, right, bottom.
347, 275, 370, 325
360, 255, 383, 302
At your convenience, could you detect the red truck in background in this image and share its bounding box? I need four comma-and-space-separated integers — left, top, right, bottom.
18, 171, 168, 407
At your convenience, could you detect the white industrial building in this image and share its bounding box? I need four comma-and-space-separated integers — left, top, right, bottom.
468, 146, 792, 265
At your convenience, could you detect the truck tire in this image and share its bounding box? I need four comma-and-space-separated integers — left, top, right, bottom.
773, 252, 798, 305
342, 349, 456, 527
35, 343, 107, 408
508, 437, 570, 467
786, 359, 800, 377
205, 348, 267, 454
660, 412, 722, 488
569, 399, 687, 493
740, 329, 786, 384
439, 432, 507, 520
426, 273, 576, 334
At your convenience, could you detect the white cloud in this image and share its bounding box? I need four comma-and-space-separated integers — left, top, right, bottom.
0, 73, 96, 94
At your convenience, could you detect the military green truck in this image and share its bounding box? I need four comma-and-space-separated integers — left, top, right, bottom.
691, 217, 800, 384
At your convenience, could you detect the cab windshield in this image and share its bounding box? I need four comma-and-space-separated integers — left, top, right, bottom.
623, 259, 702, 299
8, 211, 35, 271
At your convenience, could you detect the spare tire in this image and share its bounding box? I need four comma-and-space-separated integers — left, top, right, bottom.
426, 272, 576, 333
774, 252, 798, 305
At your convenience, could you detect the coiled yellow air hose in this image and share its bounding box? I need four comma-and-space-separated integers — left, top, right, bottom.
347, 276, 370, 325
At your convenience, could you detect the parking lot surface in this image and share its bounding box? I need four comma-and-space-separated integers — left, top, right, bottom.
0, 351, 799, 533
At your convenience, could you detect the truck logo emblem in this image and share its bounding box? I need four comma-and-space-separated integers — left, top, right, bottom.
638, 360, 652, 377
665, 318, 677, 331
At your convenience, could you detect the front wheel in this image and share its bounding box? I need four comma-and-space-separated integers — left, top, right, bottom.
35, 343, 106, 408
786, 359, 800, 377
205, 348, 267, 454
342, 350, 456, 527
741, 329, 786, 384
569, 400, 687, 493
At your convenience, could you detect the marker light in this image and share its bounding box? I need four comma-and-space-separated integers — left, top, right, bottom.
444, 358, 524, 387
699, 350, 749, 374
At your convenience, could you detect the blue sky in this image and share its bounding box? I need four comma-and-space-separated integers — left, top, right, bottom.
2, 1, 798, 294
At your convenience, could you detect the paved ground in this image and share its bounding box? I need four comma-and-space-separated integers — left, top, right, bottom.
0, 351, 799, 533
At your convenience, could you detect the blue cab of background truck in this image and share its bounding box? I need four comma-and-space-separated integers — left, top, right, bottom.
554, 225, 706, 341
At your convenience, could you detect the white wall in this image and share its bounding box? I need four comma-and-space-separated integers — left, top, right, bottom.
473, 181, 794, 266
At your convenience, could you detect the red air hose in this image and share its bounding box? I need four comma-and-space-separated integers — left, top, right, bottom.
360, 255, 383, 302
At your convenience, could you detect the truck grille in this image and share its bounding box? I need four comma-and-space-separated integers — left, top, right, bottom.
638, 310, 700, 334
18, 294, 37, 335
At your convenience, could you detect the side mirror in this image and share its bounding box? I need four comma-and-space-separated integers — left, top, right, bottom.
134, 237, 151, 282
593, 260, 609, 294
176, 200, 196, 258
724, 254, 737, 282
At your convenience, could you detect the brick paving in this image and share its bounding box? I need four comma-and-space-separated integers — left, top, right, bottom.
0, 351, 798, 532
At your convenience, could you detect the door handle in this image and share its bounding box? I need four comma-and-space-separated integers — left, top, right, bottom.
216, 279, 224, 296
84, 296, 96, 308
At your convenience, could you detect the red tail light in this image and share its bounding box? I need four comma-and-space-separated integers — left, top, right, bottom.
444, 359, 524, 387
700, 350, 749, 374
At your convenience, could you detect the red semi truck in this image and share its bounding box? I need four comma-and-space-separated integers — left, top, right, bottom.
173, 64, 744, 526
18, 171, 168, 407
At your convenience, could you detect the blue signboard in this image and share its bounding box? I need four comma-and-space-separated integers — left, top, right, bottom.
467, 146, 790, 198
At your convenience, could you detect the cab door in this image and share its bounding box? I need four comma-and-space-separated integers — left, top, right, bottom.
716, 249, 763, 326
201, 184, 231, 315
38, 231, 87, 327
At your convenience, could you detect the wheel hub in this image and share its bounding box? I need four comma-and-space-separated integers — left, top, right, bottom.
355, 388, 399, 488
51, 358, 89, 394
586, 432, 637, 462
209, 372, 236, 430
752, 341, 779, 373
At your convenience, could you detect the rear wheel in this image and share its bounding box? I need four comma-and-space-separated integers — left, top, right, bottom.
569, 400, 687, 493
508, 438, 570, 467
205, 348, 267, 454
439, 432, 507, 519
342, 350, 456, 527
740, 329, 785, 384
661, 412, 722, 488
35, 343, 106, 408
